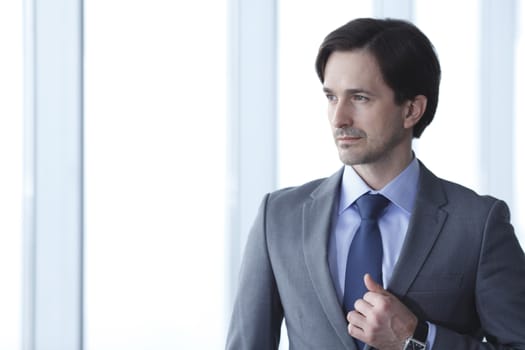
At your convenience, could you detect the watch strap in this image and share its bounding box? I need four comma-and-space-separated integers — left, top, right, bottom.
413, 318, 429, 344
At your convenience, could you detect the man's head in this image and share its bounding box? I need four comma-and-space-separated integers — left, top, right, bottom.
315, 18, 441, 138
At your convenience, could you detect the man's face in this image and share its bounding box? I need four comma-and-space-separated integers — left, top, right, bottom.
323, 50, 412, 167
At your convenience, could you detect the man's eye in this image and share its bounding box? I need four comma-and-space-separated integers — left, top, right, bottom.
326, 94, 337, 102
353, 94, 369, 102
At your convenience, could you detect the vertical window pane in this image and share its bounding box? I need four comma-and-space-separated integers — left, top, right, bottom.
515, 1, 525, 246
0, 1, 23, 349
84, 1, 227, 349
414, 0, 481, 192
278, 1, 373, 188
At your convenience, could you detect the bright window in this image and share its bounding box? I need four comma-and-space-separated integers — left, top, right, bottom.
515, 1, 525, 246
413, 0, 481, 192
84, 1, 228, 348
278, 0, 373, 188
0, 1, 23, 349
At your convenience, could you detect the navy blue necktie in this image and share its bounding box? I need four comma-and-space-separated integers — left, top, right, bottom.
343, 193, 389, 350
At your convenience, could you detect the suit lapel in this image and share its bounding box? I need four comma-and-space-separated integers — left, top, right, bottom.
388, 162, 448, 297
302, 168, 357, 350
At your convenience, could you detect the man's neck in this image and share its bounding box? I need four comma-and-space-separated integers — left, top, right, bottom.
351, 150, 414, 190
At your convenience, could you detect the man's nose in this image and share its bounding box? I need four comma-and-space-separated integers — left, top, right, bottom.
331, 102, 354, 128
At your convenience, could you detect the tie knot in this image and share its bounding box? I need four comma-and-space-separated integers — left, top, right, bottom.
356, 193, 389, 220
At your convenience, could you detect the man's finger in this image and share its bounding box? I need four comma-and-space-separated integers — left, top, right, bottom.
364, 273, 386, 293
354, 297, 373, 315
347, 310, 366, 331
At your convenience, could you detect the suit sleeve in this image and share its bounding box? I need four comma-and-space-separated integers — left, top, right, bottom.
433, 200, 525, 350
225, 194, 284, 350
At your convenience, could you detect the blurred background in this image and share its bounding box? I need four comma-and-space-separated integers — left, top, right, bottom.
0, 0, 523, 349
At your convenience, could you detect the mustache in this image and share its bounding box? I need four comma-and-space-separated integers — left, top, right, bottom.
334, 127, 366, 138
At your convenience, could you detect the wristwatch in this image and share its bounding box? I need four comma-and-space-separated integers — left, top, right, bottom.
403, 319, 428, 350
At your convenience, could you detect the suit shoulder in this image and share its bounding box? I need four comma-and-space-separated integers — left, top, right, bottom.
434, 176, 509, 219
261, 168, 342, 211
439, 177, 498, 204
419, 162, 498, 206
268, 177, 328, 203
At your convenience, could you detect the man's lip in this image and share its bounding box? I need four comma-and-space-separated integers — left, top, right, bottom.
337, 136, 362, 141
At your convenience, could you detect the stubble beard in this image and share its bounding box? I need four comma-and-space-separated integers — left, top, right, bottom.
338, 144, 379, 166
336, 130, 406, 167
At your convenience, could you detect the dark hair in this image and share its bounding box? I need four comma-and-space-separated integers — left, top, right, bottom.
315, 18, 441, 138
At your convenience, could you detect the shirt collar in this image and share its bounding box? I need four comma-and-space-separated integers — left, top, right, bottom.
338, 156, 420, 215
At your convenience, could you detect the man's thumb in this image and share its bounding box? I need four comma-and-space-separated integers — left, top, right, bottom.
364, 273, 385, 293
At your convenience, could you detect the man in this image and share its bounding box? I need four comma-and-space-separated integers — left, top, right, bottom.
226, 18, 525, 350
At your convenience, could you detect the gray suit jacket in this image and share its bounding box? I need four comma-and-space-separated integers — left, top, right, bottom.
226, 162, 525, 350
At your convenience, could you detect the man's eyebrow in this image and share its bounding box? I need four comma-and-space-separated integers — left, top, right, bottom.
322, 87, 374, 95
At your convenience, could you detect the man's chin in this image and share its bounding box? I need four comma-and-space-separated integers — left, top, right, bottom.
338, 149, 360, 165
339, 155, 362, 166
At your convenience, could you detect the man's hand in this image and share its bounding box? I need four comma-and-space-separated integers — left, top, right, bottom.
346, 274, 417, 350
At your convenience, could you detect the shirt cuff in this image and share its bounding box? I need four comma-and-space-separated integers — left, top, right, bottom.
426, 322, 436, 349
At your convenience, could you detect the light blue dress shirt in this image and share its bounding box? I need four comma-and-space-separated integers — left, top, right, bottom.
328, 157, 436, 348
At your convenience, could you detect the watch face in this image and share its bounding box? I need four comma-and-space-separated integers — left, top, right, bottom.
404, 339, 426, 350
413, 342, 425, 350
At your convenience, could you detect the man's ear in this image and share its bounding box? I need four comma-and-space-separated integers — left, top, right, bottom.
403, 95, 427, 129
